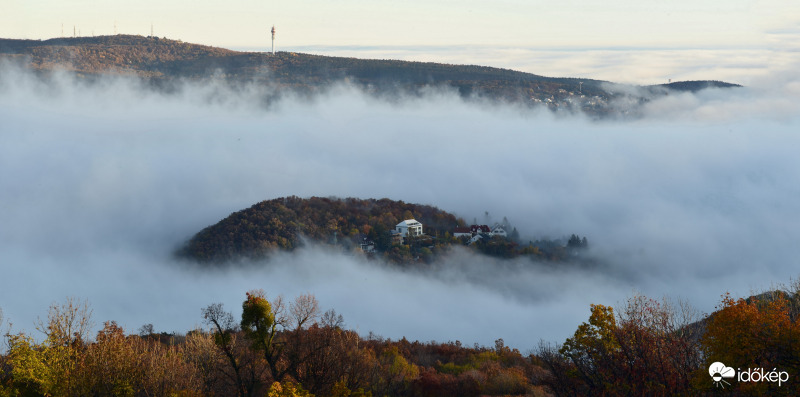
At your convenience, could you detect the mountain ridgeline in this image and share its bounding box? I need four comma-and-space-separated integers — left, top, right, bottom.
0, 35, 740, 116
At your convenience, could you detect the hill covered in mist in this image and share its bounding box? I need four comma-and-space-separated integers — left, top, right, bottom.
0, 35, 739, 116
178, 196, 463, 263
177, 196, 588, 264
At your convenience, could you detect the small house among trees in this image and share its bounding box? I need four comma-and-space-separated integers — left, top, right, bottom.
396, 219, 423, 238
453, 224, 507, 240
490, 224, 507, 237
454, 225, 491, 238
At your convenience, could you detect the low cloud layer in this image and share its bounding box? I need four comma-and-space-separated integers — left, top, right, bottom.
1, 65, 800, 349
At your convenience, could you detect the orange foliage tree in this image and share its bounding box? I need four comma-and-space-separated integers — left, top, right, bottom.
699, 292, 800, 395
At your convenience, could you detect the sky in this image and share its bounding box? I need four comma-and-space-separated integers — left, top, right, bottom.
1, 65, 800, 349
2, 0, 800, 84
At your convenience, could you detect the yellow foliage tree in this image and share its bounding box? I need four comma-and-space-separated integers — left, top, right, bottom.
267, 381, 314, 397
6, 333, 72, 396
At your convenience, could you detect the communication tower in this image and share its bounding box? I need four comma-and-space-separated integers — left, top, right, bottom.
271, 25, 276, 54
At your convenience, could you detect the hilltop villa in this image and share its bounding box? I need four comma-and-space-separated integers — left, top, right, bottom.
396, 219, 423, 238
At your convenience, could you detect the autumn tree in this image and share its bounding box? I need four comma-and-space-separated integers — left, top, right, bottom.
35, 297, 93, 348
543, 295, 702, 396
700, 292, 800, 395
557, 303, 618, 394
370, 345, 419, 396
4, 297, 94, 396
241, 290, 284, 382
612, 294, 702, 394
80, 321, 142, 394
266, 380, 313, 397
5, 332, 73, 396
240, 290, 329, 385
183, 329, 228, 394
287, 310, 378, 396
203, 302, 261, 396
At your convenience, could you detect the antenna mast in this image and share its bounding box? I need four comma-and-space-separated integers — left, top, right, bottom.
271, 25, 276, 54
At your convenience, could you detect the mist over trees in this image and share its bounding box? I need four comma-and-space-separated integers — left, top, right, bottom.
177, 196, 463, 263
0, 35, 740, 118
177, 195, 592, 267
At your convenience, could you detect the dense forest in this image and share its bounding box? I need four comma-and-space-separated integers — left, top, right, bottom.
176, 196, 589, 265
2, 284, 799, 396
0, 35, 739, 116
178, 196, 463, 263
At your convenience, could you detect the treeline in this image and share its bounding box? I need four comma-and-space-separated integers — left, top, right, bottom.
1, 36, 742, 117
2, 283, 799, 396
537, 287, 800, 396
0, 293, 548, 397
468, 233, 590, 262
0, 35, 235, 78
0, 35, 608, 105
654, 80, 742, 93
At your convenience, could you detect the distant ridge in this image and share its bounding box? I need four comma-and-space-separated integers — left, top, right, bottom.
0, 35, 741, 115
653, 80, 741, 92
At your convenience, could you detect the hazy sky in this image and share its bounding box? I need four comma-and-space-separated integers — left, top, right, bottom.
3, 1, 799, 84
4, 0, 797, 48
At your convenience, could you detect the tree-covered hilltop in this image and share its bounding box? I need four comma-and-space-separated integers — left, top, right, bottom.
176, 196, 591, 264
0, 35, 607, 104
0, 35, 740, 115
0, 35, 236, 78
652, 80, 741, 92
177, 196, 465, 263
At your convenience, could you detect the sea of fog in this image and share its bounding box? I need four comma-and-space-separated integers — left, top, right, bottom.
1, 63, 800, 349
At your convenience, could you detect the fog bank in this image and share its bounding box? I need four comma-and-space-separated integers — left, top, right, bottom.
1, 66, 800, 348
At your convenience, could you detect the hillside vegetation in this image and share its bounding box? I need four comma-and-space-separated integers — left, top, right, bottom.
178, 196, 463, 263
2, 284, 799, 396
0, 35, 740, 115
177, 196, 589, 264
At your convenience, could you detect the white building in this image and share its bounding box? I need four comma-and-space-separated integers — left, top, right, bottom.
396, 219, 423, 238
490, 224, 508, 237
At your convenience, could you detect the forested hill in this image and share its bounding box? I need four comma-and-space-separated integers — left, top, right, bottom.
0, 35, 739, 115
178, 196, 464, 263
0, 35, 604, 98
